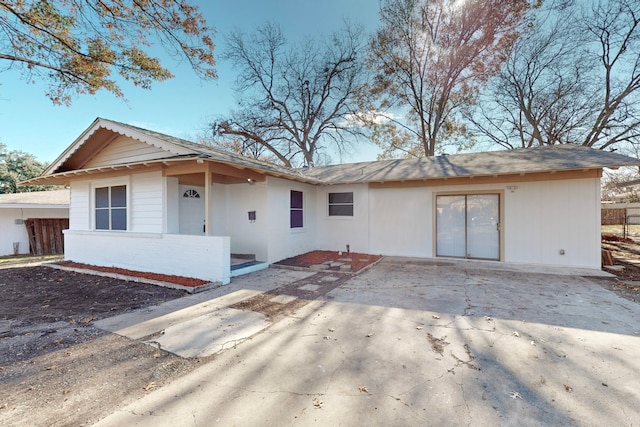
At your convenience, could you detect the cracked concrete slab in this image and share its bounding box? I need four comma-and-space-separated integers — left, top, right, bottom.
93, 258, 640, 427
147, 308, 270, 358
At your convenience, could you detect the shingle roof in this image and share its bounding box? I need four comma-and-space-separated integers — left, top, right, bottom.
27, 117, 640, 187
303, 144, 640, 184
0, 189, 69, 206
91, 119, 312, 182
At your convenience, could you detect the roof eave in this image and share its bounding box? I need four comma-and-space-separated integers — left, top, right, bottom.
22, 156, 322, 187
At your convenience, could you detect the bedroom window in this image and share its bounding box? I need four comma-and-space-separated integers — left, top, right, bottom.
328, 192, 354, 216
95, 185, 127, 230
290, 190, 303, 228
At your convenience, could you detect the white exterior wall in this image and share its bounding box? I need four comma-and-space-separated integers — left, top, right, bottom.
64, 230, 231, 284
63, 168, 602, 275
314, 184, 370, 254
165, 177, 179, 233
367, 177, 601, 269
225, 181, 268, 260
69, 181, 90, 230
0, 207, 68, 255
369, 186, 433, 257
503, 178, 601, 268
265, 177, 318, 263
210, 183, 228, 236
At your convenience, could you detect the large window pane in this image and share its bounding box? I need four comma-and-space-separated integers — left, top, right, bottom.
329, 204, 354, 216
290, 210, 303, 228
329, 192, 353, 204
290, 190, 303, 209
467, 195, 499, 259
95, 187, 109, 208
111, 208, 127, 230
111, 185, 127, 207
436, 195, 466, 257
95, 209, 109, 230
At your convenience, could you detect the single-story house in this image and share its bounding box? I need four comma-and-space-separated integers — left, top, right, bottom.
0, 189, 70, 256
22, 118, 640, 284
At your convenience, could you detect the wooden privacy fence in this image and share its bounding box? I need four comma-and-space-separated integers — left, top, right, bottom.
24, 218, 69, 255
602, 208, 627, 225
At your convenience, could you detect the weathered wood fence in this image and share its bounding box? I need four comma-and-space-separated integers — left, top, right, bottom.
24, 218, 69, 255
601, 208, 627, 225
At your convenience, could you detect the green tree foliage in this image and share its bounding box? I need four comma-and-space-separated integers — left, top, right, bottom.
0, 143, 55, 193
361, 0, 531, 158
0, 0, 216, 105
209, 23, 366, 167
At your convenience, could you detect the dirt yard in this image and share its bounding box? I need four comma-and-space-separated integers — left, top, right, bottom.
602, 238, 640, 303
0, 265, 201, 427
1, 247, 639, 427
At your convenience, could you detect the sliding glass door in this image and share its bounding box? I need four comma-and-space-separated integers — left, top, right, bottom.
436, 194, 500, 260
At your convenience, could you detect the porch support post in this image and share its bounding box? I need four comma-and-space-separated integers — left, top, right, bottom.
205, 162, 213, 236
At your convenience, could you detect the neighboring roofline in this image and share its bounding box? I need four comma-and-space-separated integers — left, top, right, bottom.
615, 178, 640, 188
0, 203, 68, 209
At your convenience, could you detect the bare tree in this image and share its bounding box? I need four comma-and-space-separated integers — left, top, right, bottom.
470, 0, 640, 153
208, 23, 366, 167
360, 0, 530, 158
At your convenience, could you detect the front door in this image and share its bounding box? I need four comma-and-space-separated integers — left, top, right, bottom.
436, 194, 500, 260
179, 185, 205, 235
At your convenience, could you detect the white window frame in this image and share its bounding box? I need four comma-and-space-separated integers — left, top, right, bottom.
91, 177, 130, 231
290, 189, 304, 229
327, 191, 354, 217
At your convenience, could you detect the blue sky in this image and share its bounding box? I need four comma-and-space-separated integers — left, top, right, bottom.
0, 0, 381, 164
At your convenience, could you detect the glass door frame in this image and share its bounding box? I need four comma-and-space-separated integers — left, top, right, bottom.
433, 190, 504, 261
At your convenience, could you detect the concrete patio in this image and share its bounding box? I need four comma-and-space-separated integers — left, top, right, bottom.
93, 258, 640, 426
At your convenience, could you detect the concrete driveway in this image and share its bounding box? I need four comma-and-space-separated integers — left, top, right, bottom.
94, 258, 640, 426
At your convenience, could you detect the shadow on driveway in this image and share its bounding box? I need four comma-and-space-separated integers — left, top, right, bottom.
92, 258, 640, 426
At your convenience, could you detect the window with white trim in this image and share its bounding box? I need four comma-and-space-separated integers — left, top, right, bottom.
290, 190, 303, 228
328, 192, 353, 216
95, 185, 127, 230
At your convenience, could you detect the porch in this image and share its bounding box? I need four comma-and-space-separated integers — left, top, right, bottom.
63, 230, 268, 285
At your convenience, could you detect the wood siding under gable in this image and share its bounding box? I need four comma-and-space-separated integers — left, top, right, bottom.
84, 135, 173, 168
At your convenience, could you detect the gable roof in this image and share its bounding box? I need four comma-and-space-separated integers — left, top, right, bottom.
0, 189, 69, 207
32, 118, 316, 185
24, 118, 640, 187
306, 144, 640, 184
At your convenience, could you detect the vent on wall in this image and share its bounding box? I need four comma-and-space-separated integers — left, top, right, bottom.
14, 219, 24, 225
